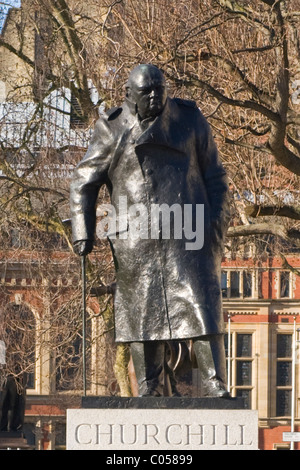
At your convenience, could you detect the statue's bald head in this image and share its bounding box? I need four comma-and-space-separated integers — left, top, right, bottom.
126, 64, 167, 119
127, 64, 166, 89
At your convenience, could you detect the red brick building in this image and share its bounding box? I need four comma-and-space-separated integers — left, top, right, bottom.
221, 253, 300, 450
1, 249, 300, 450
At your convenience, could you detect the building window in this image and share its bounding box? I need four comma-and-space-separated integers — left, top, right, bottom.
221, 271, 228, 298
279, 271, 290, 298
230, 271, 240, 297
225, 332, 253, 409
243, 271, 252, 298
54, 423, 66, 450
221, 270, 254, 299
236, 333, 252, 408
55, 314, 92, 392
237, 333, 252, 357
276, 334, 292, 416
1, 304, 36, 390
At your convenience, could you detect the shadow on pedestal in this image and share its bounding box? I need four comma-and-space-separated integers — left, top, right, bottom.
81, 396, 245, 410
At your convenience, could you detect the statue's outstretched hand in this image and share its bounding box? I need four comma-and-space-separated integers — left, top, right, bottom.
73, 240, 93, 256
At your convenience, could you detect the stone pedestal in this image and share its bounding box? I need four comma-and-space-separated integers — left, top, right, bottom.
0, 431, 33, 450
81, 396, 245, 409
67, 397, 258, 450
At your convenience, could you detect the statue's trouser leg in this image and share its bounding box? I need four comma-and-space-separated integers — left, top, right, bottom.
6, 376, 18, 431
192, 334, 230, 398
0, 387, 8, 431
130, 341, 165, 396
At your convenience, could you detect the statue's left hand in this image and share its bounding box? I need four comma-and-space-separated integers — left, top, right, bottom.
73, 240, 94, 256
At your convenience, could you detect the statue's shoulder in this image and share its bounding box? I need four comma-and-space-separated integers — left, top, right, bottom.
106, 106, 123, 121
93, 106, 123, 133
173, 97, 198, 109
102, 102, 135, 128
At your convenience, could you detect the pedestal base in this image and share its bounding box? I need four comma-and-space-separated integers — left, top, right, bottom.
67, 396, 258, 450
0, 431, 33, 450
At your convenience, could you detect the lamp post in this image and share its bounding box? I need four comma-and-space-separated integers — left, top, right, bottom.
290, 317, 298, 450
227, 313, 231, 394
62, 218, 87, 396
81, 255, 87, 397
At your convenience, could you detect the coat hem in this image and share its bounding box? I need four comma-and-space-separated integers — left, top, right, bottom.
115, 331, 225, 343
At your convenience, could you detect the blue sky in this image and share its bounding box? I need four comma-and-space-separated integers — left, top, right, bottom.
0, 0, 21, 33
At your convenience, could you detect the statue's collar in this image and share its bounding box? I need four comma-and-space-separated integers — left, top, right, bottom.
124, 97, 167, 129
121, 98, 175, 146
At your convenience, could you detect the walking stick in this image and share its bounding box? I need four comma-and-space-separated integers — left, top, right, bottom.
81, 254, 87, 397
63, 219, 88, 396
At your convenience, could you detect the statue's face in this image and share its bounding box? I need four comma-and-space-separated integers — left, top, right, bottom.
127, 65, 167, 120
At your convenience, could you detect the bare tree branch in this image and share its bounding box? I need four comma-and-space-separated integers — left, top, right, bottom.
245, 204, 300, 220
227, 223, 300, 241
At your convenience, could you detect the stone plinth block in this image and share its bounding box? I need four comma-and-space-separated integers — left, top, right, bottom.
81, 396, 245, 410
67, 397, 258, 450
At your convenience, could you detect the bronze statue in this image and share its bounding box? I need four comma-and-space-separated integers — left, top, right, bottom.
0, 340, 26, 432
70, 64, 230, 398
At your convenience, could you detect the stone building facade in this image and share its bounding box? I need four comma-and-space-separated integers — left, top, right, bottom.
0, 1, 299, 451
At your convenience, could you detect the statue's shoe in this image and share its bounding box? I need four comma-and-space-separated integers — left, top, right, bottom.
203, 378, 231, 398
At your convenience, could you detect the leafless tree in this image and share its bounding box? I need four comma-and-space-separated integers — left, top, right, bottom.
0, 0, 299, 396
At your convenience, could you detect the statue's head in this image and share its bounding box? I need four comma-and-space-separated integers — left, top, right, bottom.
126, 64, 168, 120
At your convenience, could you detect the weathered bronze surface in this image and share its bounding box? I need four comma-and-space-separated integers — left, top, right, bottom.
70, 64, 230, 397
0, 341, 26, 432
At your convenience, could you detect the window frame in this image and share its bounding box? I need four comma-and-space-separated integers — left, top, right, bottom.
225, 330, 255, 409
2, 302, 39, 394
278, 271, 292, 299
221, 269, 256, 299
275, 333, 293, 417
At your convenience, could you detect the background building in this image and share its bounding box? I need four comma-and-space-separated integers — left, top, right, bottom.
222, 253, 300, 450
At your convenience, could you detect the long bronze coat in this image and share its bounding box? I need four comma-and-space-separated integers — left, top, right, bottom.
70, 97, 230, 343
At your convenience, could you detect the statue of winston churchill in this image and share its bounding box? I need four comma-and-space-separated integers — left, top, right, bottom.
70, 64, 231, 398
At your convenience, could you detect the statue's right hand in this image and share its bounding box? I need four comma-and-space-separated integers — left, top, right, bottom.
73, 240, 94, 256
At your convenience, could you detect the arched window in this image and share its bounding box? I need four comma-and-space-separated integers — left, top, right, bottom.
0, 303, 36, 390
55, 310, 92, 392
